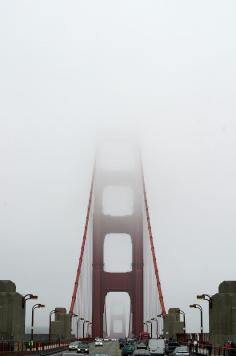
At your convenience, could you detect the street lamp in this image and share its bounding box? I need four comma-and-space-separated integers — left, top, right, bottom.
87, 322, 92, 337
174, 309, 186, 333
189, 304, 203, 334
49, 309, 59, 343
197, 293, 212, 334
31, 304, 45, 342
70, 314, 78, 338
22, 294, 38, 308
147, 321, 152, 338
157, 313, 164, 336
71, 313, 78, 319
197, 294, 212, 307
151, 317, 159, 338
22, 294, 38, 334
197, 294, 211, 301
77, 317, 84, 339
82, 320, 89, 339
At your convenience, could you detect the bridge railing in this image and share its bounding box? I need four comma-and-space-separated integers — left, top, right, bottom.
176, 337, 236, 356
0, 340, 69, 353
196, 345, 236, 356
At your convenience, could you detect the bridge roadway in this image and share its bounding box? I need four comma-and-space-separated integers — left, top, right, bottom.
88, 340, 121, 355
53, 340, 121, 356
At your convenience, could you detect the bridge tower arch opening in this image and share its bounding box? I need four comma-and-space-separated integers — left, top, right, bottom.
105, 292, 130, 338
103, 233, 132, 273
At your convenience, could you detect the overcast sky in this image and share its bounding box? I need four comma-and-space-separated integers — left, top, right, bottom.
1, 1, 236, 334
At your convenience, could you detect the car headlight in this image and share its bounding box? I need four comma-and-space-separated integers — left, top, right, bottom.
77, 349, 80, 351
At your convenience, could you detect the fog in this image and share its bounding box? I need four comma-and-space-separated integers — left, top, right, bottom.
1, 0, 236, 334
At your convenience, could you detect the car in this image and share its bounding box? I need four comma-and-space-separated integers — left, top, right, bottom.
148, 338, 165, 355
122, 343, 135, 356
95, 338, 103, 346
103, 337, 110, 342
132, 350, 151, 356
136, 342, 147, 350
165, 342, 180, 354
171, 346, 190, 356
68, 341, 81, 351
77, 343, 89, 354
119, 338, 127, 348
139, 331, 150, 343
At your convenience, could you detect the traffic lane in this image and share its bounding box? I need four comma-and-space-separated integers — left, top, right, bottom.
49, 341, 121, 356
89, 340, 121, 355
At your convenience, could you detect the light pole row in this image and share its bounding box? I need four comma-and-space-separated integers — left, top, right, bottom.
71, 314, 92, 339
189, 293, 211, 337
144, 294, 210, 339
144, 313, 163, 338
26, 298, 92, 343
179, 293, 212, 337
22, 294, 45, 343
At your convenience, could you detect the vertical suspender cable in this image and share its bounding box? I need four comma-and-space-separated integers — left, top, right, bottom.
140, 156, 166, 318
69, 163, 95, 316
128, 309, 132, 337
104, 304, 108, 337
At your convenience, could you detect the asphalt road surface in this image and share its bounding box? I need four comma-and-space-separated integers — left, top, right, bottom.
55, 341, 121, 356
88, 340, 121, 355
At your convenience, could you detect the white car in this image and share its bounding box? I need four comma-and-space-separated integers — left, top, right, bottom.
68, 341, 81, 351
95, 339, 103, 346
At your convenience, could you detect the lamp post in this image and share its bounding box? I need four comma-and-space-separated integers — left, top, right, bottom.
22, 294, 38, 334
174, 309, 186, 333
197, 294, 212, 308
147, 321, 152, 338
151, 317, 158, 338
87, 322, 92, 337
82, 320, 89, 339
49, 309, 58, 343
197, 294, 211, 301
157, 313, 163, 336
190, 304, 203, 334
31, 304, 45, 343
77, 318, 84, 339
71, 314, 78, 339
197, 293, 212, 334
22, 294, 38, 308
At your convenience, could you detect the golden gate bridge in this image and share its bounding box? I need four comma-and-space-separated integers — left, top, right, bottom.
69, 143, 166, 338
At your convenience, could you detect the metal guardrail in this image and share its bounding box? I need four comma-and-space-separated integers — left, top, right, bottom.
178, 341, 236, 356
195, 345, 236, 356
0, 340, 69, 353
